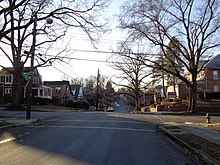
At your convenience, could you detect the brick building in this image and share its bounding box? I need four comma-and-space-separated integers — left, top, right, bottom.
167, 54, 220, 99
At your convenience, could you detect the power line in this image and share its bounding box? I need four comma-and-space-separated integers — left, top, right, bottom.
67, 49, 113, 54
0, 47, 114, 55
56, 61, 82, 78
52, 56, 109, 63
51, 65, 75, 79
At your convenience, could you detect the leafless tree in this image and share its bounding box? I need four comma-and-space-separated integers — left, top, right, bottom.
0, 0, 109, 108
109, 45, 152, 111
117, 0, 220, 112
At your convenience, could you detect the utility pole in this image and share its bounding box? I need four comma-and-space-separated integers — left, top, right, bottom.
96, 69, 100, 111
25, 16, 53, 119
26, 14, 37, 119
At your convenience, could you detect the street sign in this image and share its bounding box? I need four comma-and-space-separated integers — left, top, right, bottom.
22, 72, 30, 80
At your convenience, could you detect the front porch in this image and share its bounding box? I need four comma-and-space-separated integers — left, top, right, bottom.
24, 85, 52, 100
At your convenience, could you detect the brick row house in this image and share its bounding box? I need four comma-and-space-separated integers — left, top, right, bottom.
166, 54, 220, 99
197, 55, 220, 93
0, 67, 52, 104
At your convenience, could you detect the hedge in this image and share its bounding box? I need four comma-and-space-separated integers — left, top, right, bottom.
66, 101, 90, 110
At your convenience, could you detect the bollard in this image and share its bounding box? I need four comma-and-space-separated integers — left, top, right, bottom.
205, 113, 211, 123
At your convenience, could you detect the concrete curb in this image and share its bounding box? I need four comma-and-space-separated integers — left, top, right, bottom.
158, 125, 220, 165
0, 118, 38, 145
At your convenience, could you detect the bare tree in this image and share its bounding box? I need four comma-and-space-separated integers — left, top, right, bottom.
109, 45, 152, 111
118, 0, 220, 112
0, 0, 109, 108
164, 37, 184, 94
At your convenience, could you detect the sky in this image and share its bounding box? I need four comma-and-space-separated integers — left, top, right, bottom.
38, 0, 126, 82
0, 0, 126, 82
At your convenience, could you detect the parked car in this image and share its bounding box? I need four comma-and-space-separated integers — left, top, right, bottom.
89, 106, 96, 111
107, 106, 114, 112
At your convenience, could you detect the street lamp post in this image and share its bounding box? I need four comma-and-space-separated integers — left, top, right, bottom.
26, 15, 53, 119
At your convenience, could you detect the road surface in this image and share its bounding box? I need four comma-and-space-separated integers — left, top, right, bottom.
0, 110, 197, 165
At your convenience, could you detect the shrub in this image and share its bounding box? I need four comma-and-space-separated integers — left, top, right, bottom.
198, 92, 205, 100
52, 97, 60, 105
205, 92, 220, 99
0, 95, 12, 104
66, 100, 90, 110
32, 97, 53, 105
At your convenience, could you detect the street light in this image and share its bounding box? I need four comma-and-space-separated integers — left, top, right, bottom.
26, 15, 53, 119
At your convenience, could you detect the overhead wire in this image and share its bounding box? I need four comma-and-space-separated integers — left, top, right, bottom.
56, 60, 82, 78
51, 65, 75, 79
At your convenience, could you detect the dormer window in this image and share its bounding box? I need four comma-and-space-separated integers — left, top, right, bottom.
213, 70, 219, 79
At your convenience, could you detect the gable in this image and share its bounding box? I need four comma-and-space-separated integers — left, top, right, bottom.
44, 81, 70, 87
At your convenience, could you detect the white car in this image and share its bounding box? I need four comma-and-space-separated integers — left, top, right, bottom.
107, 106, 114, 112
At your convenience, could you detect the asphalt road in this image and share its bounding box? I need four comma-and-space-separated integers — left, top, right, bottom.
0, 110, 197, 165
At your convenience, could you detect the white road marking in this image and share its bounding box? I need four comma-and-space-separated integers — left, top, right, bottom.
44, 119, 151, 125
154, 116, 165, 122
25, 125, 156, 132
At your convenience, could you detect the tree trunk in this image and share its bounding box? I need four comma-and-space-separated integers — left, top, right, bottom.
188, 72, 198, 113
12, 71, 21, 110
11, 63, 23, 110
134, 96, 141, 111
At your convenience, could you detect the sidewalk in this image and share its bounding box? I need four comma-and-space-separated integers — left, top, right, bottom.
0, 117, 37, 144
159, 122, 220, 165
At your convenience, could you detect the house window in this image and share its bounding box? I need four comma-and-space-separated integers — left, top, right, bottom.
6, 75, 12, 83
1, 75, 13, 84
0, 76, 5, 83
55, 87, 61, 93
213, 70, 219, 79
0, 75, 13, 84
40, 89, 43, 96
5, 88, 12, 94
214, 86, 219, 92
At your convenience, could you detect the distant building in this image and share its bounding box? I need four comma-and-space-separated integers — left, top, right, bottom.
198, 54, 220, 92
70, 85, 84, 101
166, 54, 220, 99
43, 81, 73, 105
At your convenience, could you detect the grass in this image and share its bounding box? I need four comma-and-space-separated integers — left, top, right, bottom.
175, 133, 220, 161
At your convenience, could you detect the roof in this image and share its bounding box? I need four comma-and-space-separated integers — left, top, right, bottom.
0, 67, 38, 75
32, 85, 52, 89
204, 54, 220, 69
43, 80, 70, 86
